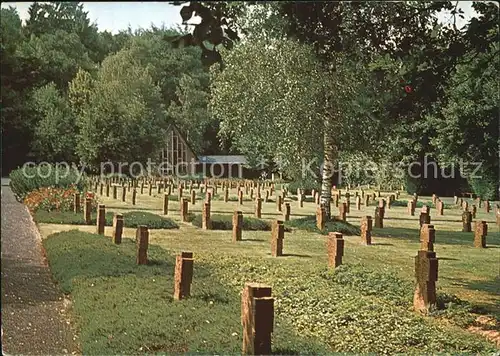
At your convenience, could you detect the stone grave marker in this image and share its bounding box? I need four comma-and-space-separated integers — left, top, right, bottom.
173, 252, 194, 300
112, 213, 123, 244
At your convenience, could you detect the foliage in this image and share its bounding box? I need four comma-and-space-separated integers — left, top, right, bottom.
428, 43, 499, 199
74, 49, 168, 168
391, 200, 426, 208
24, 187, 96, 213
9, 164, 87, 201
17, 29, 95, 91
168, 73, 216, 153
1, 7, 38, 174
190, 213, 272, 231
119, 211, 179, 229
167, 2, 246, 67
42, 230, 329, 354
210, 38, 325, 181
34, 210, 113, 225
468, 171, 497, 201
284, 215, 360, 236
321, 264, 413, 307
31, 83, 77, 161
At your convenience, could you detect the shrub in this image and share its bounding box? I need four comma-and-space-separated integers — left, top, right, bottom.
9, 164, 87, 201
468, 172, 498, 200
24, 187, 98, 213
121, 211, 178, 229
34, 210, 178, 229
391, 200, 426, 208
284, 215, 360, 236
190, 214, 272, 231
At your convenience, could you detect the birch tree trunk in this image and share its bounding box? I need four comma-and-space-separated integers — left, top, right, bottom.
321, 116, 337, 219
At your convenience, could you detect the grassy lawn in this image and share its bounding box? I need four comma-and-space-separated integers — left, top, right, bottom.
37, 185, 500, 353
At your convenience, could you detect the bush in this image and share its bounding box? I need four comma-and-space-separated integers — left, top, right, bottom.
9, 164, 87, 201
284, 215, 360, 236
122, 211, 178, 229
24, 187, 98, 213
391, 200, 426, 208
34, 210, 178, 229
190, 214, 273, 231
468, 172, 498, 200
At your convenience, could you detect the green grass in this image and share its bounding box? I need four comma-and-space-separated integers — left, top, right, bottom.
285, 215, 360, 236
34, 210, 178, 229
43, 228, 497, 354
42, 188, 500, 353
42, 230, 330, 354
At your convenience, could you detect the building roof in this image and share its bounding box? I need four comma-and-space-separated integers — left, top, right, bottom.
165, 122, 198, 161
197, 155, 248, 165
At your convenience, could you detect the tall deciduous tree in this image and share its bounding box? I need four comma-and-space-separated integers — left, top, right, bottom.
31, 83, 76, 162
74, 49, 168, 169
211, 39, 325, 179
168, 73, 214, 153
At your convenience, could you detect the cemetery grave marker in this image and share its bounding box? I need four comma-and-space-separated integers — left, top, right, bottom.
173, 252, 194, 300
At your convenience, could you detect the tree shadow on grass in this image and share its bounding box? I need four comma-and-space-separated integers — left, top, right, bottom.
370, 242, 394, 246
281, 253, 312, 258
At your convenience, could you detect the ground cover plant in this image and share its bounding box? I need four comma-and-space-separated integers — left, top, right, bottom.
41, 227, 498, 354
189, 213, 275, 231
34, 210, 179, 229
285, 215, 360, 236
42, 230, 330, 354
36, 184, 500, 353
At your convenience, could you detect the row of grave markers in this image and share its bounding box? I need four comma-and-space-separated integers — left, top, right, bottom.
81, 186, 496, 355
90, 203, 493, 354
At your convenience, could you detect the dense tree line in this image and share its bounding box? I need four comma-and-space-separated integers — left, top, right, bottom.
1, 1, 498, 202
174, 1, 498, 205
1, 1, 220, 174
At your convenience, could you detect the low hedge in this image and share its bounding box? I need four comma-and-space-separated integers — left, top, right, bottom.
10, 164, 87, 201
391, 200, 426, 208
284, 215, 360, 236
34, 210, 178, 229
189, 214, 274, 231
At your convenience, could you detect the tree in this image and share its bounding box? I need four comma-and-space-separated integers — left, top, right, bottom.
429, 43, 499, 199
168, 73, 215, 153
17, 29, 95, 91
211, 39, 325, 180
0, 7, 39, 173
24, 2, 105, 62
74, 49, 168, 169
31, 83, 77, 162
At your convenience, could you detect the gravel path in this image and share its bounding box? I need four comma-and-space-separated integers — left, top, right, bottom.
1, 183, 79, 355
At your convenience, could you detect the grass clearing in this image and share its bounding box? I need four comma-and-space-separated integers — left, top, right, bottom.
37, 186, 500, 353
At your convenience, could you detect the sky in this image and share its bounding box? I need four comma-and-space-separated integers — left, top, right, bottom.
0, 1, 482, 34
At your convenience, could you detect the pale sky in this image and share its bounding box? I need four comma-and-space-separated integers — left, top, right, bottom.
0, 1, 482, 34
